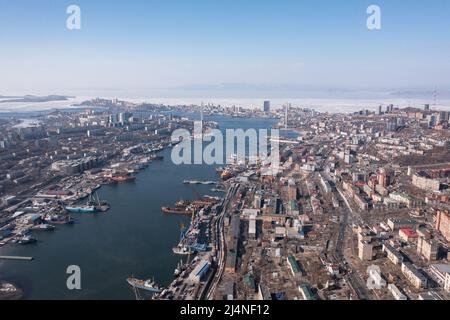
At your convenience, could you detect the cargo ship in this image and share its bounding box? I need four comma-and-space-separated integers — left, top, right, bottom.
45, 215, 74, 225
162, 207, 194, 215
66, 205, 98, 213
66, 193, 110, 213
126, 278, 163, 293
111, 174, 136, 183
31, 224, 55, 232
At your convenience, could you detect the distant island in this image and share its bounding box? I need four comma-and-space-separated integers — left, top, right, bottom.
0, 95, 72, 103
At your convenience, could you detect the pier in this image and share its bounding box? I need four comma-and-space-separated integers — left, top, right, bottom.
0, 256, 34, 261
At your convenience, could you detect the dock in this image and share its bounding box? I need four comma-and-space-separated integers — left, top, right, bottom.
0, 256, 34, 261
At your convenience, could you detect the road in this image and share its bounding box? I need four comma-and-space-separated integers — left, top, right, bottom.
203, 183, 240, 300
333, 187, 371, 300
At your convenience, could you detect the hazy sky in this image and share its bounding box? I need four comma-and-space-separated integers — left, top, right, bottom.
1, 0, 450, 96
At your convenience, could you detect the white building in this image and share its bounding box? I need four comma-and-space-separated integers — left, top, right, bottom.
388, 284, 407, 300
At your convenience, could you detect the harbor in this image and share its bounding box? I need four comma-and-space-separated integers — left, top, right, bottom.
0, 145, 222, 299
0, 115, 277, 300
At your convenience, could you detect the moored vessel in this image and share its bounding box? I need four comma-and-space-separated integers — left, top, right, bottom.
111, 174, 136, 183
126, 278, 163, 293
162, 207, 194, 215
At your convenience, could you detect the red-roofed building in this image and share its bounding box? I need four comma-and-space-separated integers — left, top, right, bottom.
399, 228, 418, 242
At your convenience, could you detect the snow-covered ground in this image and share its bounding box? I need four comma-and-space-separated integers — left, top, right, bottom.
1, 96, 449, 114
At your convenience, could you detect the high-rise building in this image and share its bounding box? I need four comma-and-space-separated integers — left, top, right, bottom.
263, 101, 271, 113
378, 168, 393, 188
378, 169, 387, 188
439, 111, 449, 124
254, 193, 262, 209
118, 112, 132, 125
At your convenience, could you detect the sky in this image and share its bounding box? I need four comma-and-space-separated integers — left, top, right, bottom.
1, 0, 450, 98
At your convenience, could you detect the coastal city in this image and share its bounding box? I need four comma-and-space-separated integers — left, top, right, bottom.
1, 0, 450, 308
0, 98, 449, 301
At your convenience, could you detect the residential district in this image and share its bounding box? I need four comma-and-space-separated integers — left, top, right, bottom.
1, 98, 450, 300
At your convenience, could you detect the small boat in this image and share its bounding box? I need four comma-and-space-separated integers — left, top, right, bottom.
32, 224, 56, 232
126, 278, 163, 293
176, 200, 191, 208
172, 245, 194, 256
16, 235, 37, 245
45, 215, 74, 225
173, 260, 187, 277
